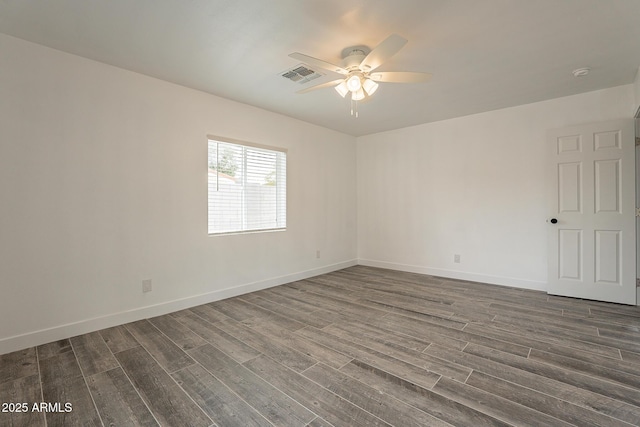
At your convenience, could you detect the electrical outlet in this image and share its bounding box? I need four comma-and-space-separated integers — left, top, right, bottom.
454, 254, 461, 263
142, 279, 152, 293
316, 250, 321, 259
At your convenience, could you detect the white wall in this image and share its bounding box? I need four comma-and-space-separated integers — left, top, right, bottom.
357, 85, 635, 290
0, 34, 357, 354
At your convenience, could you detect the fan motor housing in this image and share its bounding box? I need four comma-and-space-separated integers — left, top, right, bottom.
341, 46, 370, 71
342, 52, 365, 70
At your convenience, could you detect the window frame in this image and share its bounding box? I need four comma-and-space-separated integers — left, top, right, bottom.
207, 135, 287, 236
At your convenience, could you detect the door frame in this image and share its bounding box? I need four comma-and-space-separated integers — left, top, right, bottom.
635, 108, 640, 306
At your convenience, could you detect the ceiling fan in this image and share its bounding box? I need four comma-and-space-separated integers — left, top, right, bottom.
289, 34, 431, 106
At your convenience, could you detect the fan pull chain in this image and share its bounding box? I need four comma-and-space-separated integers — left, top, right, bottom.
350, 99, 359, 118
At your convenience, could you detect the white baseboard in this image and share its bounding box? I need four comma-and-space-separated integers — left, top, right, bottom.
0, 259, 357, 355
357, 258, 548, 292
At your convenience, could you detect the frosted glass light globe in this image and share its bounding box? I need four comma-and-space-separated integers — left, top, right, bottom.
346, 75, 362, 92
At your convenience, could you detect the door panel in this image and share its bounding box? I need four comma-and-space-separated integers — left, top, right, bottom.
594, 230, 619, 284
547, 119, 635, 304
594, 159, 620, 213
558, 229, 581, 280
557, 134, 581, 153
558, 162, 582, 213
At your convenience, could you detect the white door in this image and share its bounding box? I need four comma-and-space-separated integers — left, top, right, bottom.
547, 119, 636, 304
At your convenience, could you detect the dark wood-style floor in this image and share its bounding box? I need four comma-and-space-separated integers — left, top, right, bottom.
3, 266, 640, 426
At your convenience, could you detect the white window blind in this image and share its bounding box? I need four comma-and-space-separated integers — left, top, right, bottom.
208, 138, 286, 235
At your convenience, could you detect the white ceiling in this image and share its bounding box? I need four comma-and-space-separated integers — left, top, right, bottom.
1, 0, 639, 136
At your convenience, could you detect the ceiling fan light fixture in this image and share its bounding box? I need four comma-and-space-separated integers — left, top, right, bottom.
334, 81, 349, 97
363, 78, 379, 96
289, 34, 431, 117
346, 74, 362, 92
351, 88, 365, 101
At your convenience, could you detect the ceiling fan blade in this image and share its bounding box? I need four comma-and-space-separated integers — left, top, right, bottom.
296, 79, 344, 94
289, 53, 348, 75
369, 71, 432, 83
359, 34, 408, 72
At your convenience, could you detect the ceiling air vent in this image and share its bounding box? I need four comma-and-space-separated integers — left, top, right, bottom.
281, 64, 323, 84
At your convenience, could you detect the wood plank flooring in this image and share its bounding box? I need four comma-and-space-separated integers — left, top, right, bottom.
3, 265, 640, 426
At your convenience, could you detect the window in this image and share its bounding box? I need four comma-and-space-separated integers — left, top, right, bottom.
208, 137, 286, 235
